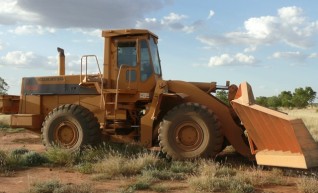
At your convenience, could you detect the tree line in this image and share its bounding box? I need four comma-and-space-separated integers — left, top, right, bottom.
0, 77, 9, 95
216, 86, 317, 109
255, 87, 316, 109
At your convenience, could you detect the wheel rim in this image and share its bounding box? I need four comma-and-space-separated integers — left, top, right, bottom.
54, 121, 79, 147
174, 121, 204, 152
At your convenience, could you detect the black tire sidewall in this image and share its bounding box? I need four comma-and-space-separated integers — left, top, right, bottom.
43, 112, 84, 151
42, 104, 100, 151
159, 103, 222, 160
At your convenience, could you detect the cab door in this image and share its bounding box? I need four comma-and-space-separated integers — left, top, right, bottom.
116, 41, 138, 91
115, 37, 161, 100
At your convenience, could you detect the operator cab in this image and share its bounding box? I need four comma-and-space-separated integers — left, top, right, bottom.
102, 29, 162, 97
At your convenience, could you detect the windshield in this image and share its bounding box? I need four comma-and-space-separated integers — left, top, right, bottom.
149, 37, 161, 75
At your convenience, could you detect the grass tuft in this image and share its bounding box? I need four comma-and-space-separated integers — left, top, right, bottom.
237, 167, 289, 187
297, 176, 318, 193
92, 153, 158, 179
28, 180, 93, 193
44, 147, 76, 166
125, 170, 155, 192
28, 180, 61, 193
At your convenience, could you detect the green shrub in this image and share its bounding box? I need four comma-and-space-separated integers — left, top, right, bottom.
76, 162, 94, 174
23, 151, 47, 167
77, 146, 107, 163
0, 149, 7, 167
44, 147, 76, 166
11, 148, 29, 155
125, 171, 154, 192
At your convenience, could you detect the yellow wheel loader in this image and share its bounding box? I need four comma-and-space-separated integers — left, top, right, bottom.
1, 29, 318, 169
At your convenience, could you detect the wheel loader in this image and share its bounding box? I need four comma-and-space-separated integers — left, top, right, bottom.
1, 29, 318, 169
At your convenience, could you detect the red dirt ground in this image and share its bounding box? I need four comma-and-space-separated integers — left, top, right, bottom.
0, 130, 303, 193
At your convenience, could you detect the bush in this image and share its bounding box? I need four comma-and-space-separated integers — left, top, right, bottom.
44, 147, 76, 166
0, 148, 48, 172
24, 152, 47, 167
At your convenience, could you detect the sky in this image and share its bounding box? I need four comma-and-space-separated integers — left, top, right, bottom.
0, 0, 317, 99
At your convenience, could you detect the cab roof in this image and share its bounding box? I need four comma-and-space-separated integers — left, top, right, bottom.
101, 29, 158, 39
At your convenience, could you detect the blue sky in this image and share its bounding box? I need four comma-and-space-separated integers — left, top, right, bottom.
0, 0, 317, 99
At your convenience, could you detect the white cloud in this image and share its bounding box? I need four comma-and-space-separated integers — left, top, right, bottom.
0, 42, 4, 51
235, 53, 256, 64
207, 10, 215, 20
197, 6, 318, 50
0, 51, 45, 67
136, 12, 203, 33
309, 53, 318, 58
272, 51, 302, 59
0, 50, 98, 74
208, 53, 256, 67
9, 25, 56, 35
67, 28, 101, 37
278, 6, 305, 25
271, 51, 316, 63
208, 54, 233, 66
161, 12, 187, 25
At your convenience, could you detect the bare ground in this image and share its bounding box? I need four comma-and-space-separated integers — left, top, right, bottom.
0, 130, 306, 193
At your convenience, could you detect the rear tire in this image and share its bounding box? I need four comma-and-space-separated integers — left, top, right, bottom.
41, 104, 101, 151
159, 103, 223, 160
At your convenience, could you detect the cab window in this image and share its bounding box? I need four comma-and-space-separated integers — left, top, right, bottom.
140, 40, 153, 81
149, 37, 161, 75
117, 42, 136, 67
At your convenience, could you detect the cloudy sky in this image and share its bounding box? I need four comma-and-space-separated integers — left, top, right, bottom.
0, 0, 317, 99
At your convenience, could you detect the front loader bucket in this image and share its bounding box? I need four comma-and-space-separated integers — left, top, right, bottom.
231, 82, 318, 169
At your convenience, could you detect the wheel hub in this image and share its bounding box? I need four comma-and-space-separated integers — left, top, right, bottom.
175, 121, 203, 151
54, 121, 78, 147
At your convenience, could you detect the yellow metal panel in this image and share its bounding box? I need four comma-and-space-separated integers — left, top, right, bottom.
22, 95, 41, 114
11, 114, 43, 131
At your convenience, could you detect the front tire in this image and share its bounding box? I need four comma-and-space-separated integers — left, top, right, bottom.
41, 104, 101, 151
159, 103, 223, 160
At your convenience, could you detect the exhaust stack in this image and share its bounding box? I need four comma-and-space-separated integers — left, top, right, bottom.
57, 47, 65, 75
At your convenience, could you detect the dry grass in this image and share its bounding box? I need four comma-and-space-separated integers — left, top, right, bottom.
282, 107, 318, 141
27, 180, 94, 193
236, 167, 290, 187
297, 176, 318, 193
92, 153, 158, 180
